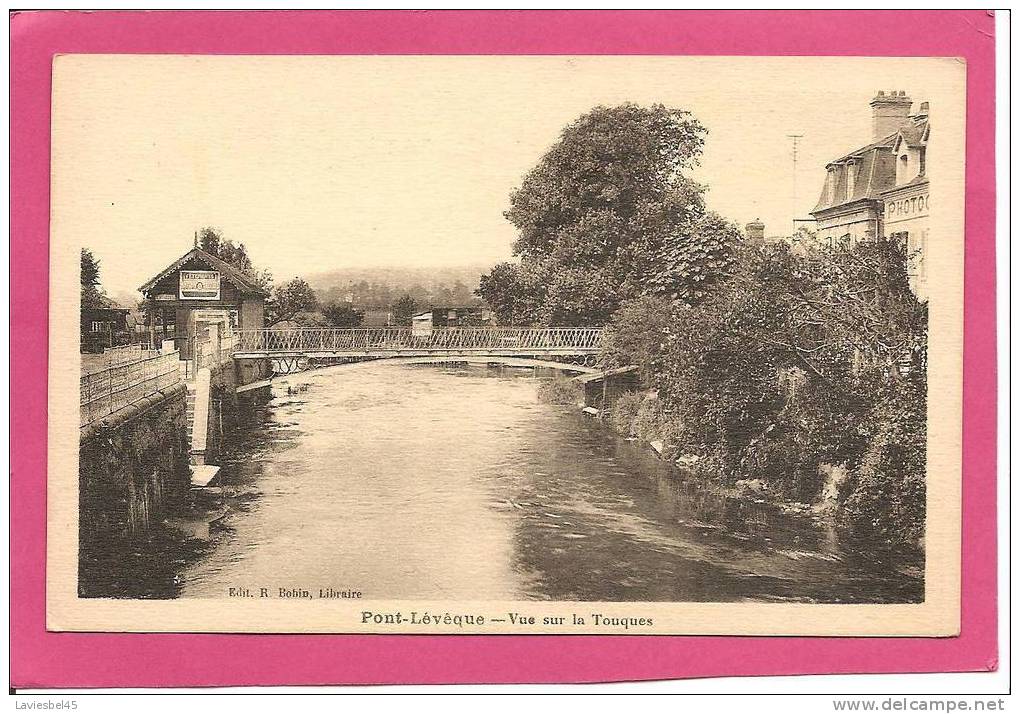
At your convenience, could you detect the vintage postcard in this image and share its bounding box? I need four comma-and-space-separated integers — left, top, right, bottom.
47, 54, 965, 635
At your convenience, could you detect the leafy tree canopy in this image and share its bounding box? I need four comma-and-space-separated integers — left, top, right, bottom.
81, 248, 104, 309
265, 277, 319, 327
476, 261, 548, 327
601, 235, 927, 540
479, 103, 739, 326
322, 302, 365, 328
198, 226, 272, 291
391, 295, 418, 327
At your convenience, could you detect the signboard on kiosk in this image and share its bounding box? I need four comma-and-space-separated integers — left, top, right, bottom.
193, 309, 230, 324
179, 270, 220, 300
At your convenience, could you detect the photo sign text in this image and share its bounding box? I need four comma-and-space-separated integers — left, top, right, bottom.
179, 270, 220, 300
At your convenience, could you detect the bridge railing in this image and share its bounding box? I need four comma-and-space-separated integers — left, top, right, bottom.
234, 327, 603, 354
80, 349, 183, 427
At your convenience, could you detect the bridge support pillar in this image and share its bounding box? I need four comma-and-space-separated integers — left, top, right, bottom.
234, 357, 272, 393
575, 366, 643, 412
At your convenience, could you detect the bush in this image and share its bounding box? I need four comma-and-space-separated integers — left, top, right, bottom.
607, 392, 685, 452
536, 376, 583, 406
608, 392, 644, 436
634, 396, 683, 446
841, 376, 926, 545
599, 295, 677, 384
638, 237, 926, 537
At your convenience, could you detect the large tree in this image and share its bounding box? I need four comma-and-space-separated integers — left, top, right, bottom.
479, 103, 739, 326
391, 295, 417, 326
265, 277, 319, 327
322, 301, 365, 328
476, 261, 547, 326
80, 248, 104, 309
198, 226, 272, 291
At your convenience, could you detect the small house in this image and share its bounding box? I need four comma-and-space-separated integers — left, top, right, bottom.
427, 306, 493, 328
81, 295, 131, 353
411, 311, 433, 336
139, 244, 269, 355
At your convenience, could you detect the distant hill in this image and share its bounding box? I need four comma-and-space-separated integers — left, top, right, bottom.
307, 264, 493, 310
110, 290, 144, 310
306, 265, 490, 292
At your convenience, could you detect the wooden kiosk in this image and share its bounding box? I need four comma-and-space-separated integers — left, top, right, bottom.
139, 245, 268, 357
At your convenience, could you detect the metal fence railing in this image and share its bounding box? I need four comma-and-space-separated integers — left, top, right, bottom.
80, 342, 159, 375
234, 327, 604, 354
80, 350, 183, 428
99, 342, 151, 365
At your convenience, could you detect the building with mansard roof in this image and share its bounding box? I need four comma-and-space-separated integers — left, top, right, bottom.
810, 90, 930, 297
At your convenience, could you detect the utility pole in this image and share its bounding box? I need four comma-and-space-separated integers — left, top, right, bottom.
787, 134, 803, 234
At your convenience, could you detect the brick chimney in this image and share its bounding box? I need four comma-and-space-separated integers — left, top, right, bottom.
745, 219, 765, 242
869, 90, 913, 141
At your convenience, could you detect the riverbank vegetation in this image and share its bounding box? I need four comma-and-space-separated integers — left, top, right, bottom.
480, 103, 927, 547
536, 375, 584, 406
601, 237, 927, 547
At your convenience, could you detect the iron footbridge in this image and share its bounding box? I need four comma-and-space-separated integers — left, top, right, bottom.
232, 327, 605, 374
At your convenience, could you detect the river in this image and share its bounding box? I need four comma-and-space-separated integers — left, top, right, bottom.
167, 363, 922, 603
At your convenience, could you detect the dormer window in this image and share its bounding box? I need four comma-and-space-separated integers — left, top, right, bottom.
896, 149, 912, 185
846, 161, 856, 201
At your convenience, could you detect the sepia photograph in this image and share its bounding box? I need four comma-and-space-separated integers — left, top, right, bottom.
46, 54, 965, 635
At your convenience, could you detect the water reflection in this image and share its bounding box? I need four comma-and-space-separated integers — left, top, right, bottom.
177, 363, 922, 603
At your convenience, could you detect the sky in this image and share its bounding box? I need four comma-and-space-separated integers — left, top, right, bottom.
50, 55, 960, 297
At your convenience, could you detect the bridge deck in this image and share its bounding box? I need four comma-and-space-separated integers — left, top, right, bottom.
233, 348, 598, 359
232, 327, 604, 357
260, 354, 602, 375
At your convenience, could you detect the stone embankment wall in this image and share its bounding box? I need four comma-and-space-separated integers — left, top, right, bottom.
77, 352, 270, 596
79, 359, 245, 529
78, 384, 191, 573
201, 361, 242, 464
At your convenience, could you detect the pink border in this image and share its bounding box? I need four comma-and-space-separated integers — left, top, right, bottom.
11, 10, 997, 687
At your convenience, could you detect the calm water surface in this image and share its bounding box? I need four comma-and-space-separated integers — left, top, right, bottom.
178, 364, 922, 603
